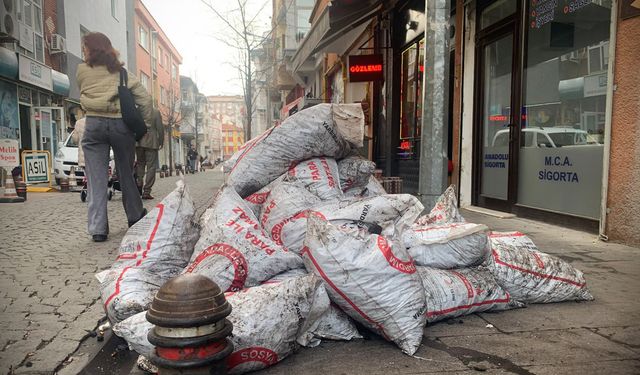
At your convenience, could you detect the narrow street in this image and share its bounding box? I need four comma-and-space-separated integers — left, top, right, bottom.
0, 171, 223, 374
2, 169, 639, 374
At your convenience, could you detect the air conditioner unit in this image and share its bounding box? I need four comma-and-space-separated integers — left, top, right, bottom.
0, 0, 18, 41
50, 34, 66, 54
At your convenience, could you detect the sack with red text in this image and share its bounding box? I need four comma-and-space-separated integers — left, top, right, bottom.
286, 157, 343, 200
403, 223, 490, 269
225, 104, 364, 197
260, 180, 322, 251
338, 154, 376, 192
486, 241, 594, 303
271, 192, 423, 255
418, 266, 522, 323
343, 175, 387, 199
114, 275, 330, 374
489, 231, 538, 252
416, 185, 465, 226
184, 187, 303, 292
96, 181, 198, 323
243, 184, 273, 218
302, 216, 426, 355
263, 269, 362, 343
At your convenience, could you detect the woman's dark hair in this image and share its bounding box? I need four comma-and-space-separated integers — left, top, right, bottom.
82, 32, 123, 73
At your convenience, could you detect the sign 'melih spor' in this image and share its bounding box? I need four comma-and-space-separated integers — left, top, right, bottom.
348, 54, 384, 82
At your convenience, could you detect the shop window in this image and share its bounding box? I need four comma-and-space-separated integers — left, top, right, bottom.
399, 38, 425, 143
480, 0, 516, 29
517, 1, 612, 220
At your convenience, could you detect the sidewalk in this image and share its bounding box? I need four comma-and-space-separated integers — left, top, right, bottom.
255, 209, 640, 374
0, 170, 223, 375
3, 170, 638, 374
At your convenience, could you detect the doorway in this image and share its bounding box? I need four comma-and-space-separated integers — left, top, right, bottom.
472, 0, 521, 212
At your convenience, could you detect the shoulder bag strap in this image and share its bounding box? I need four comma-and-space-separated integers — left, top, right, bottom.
119, 68, 128, 87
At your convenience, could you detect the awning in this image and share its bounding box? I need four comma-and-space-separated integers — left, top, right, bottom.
291, 0, 382, 73
52, 70, 70, 96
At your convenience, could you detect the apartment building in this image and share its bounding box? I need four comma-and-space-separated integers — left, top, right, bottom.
131, 0, 182, 170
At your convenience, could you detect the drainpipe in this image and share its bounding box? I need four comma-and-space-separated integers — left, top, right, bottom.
417, 0, 451, 210
598, 1, 618, 241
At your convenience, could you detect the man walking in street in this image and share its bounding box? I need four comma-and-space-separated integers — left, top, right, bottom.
136, 108, 164, 199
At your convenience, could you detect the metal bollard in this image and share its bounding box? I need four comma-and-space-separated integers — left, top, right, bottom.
147, 274, 233, 374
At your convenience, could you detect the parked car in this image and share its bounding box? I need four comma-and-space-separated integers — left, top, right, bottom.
54, 133, 83, 185
492, 127, 591, 148
54, 131, 113, 185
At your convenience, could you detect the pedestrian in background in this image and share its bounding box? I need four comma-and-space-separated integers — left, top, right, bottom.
77, 32, 153, 242
136, 108, 164, 200
187, 146, 198, 173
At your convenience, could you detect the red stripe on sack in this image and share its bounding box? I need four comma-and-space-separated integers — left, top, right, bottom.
245, 191, 270, 204
271, 210, 326, 247
301, 247, 390, 340
413, 223, 467, 232
136, 204, 164, 266
226, 347, 278, 370
103, 266, 132, 309
532, 252, 545, 269
426, 297, 511, 317
116, 253, 137, 260
186, 244, 249, 292
376, 236, 416, 274
450, 271, 474, 299
489, 231, 525, 238
491, 249, 585, 287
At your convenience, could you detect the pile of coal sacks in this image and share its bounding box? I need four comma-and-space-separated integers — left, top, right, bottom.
98, 104, 593, 374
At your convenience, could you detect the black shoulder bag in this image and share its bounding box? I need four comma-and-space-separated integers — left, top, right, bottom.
118, 68, 147, 141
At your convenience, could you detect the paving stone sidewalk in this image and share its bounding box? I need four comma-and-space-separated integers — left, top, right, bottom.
0, 170, 223, 375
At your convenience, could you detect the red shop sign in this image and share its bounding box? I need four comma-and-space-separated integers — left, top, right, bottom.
348, 54, 384, 82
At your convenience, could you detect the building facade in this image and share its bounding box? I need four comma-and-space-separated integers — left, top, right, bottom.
272, 0, 640, 246
132, 0, 182, 171
221, 123, 245, 160
0, 0, 71, 165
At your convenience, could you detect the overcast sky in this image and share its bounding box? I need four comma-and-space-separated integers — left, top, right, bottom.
142, 0, 271, 96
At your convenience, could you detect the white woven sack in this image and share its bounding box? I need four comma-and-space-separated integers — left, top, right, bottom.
96, 181, 198, 323
184, 187, 303, 292
302, 216, 426, 355
418, 266, 522, 323
403, 223, 490, 269
224, 104, 364, 197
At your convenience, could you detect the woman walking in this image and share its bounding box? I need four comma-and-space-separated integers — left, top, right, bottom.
77, 32, 152, 242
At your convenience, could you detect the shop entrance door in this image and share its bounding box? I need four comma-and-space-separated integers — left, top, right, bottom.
474, 31, 517, 210
32, 107, 65, 157
472, 1, 521, 211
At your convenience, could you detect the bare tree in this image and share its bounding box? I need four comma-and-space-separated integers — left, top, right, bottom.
162, 86, 183, 174
200, 0, 272, 141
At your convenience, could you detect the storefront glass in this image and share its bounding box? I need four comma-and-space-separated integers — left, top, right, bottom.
480, 34, 512, 200
399, 38, 425, 159
517, 0, 612, 219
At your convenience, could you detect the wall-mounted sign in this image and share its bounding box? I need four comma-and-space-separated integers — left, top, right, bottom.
18, 55, 52, 91
348, 54, 383, 82
0, 139, 20, 168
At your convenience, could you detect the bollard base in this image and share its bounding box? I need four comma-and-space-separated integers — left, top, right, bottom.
158, 361, 226, 375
